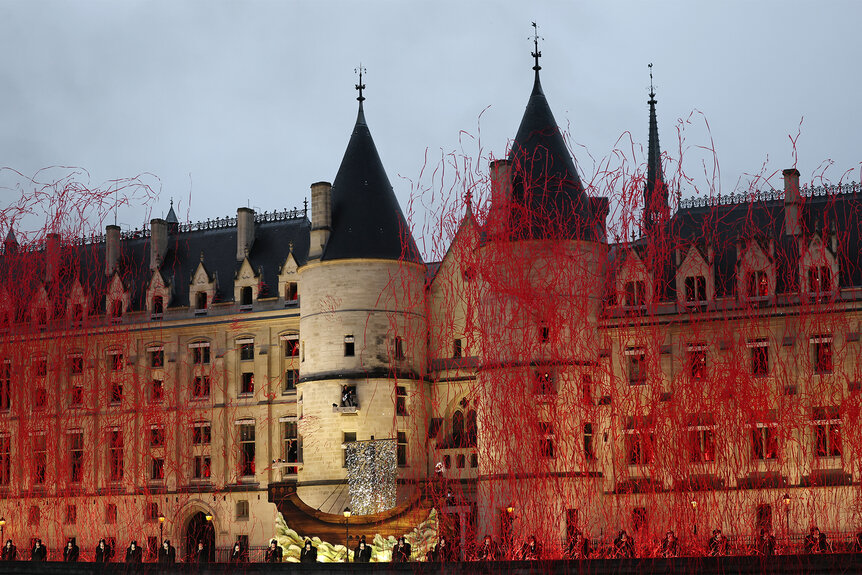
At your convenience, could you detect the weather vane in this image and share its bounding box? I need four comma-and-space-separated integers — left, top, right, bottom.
531, 22, 543, 71
355, 64, 366, 102
649, 62, 655, 97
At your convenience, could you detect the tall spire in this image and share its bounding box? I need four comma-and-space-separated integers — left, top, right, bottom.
530, 22, 542, 72
644, 63, 669, 235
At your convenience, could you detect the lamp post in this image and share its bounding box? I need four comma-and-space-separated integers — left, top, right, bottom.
0, 517, 5, 543
690, 500, 698, 535
783, 493, 791, 538
158, 514, 165, 546
343, 508, 351, 563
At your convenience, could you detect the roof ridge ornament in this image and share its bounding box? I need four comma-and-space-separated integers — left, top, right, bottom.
648, 62, 656, 101
530, 22, 543, 72
355, 64, 366, 103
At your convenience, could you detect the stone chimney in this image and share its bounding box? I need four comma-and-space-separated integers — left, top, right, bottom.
105, 225, 120, 276
236, 208, 255, 261
783, 168, 801, 236
44, 233, 61, 283
308, 181, 332, 260
488, 159, 512, 236
150, 218, 168, 271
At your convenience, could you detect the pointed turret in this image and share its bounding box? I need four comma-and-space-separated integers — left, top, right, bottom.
506, 39, 595, 241
4, 228, 17, 254
643, 64, 669, 235
322, 81, 421, 262
166, 199, 179, 234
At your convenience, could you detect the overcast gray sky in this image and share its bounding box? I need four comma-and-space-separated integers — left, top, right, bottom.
0, 0, 859, 251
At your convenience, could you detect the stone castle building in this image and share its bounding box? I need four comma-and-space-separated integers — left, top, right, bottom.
0, 51, 860, 561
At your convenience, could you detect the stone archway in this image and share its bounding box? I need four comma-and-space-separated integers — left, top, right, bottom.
183, 511, 215, 562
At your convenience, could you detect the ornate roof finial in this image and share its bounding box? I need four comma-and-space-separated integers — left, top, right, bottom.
355, 64, 366, 103
530, 22, 543, 72
465, 188, 473, 216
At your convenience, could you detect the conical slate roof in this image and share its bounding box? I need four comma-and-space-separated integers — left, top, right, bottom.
508, 71, 596, 240
322, 102, 422, 263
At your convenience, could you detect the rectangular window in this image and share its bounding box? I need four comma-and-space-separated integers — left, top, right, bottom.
191, 343, 210, 365
69, 355, 83, 375
685, 275, 707, 302
344, 335, 355, 357
627, 348, 646, 385
452, 338, 462, 358
0, 360, 9, 411
72, 303, 84, 323
70, 384, 84, 406
538, 422, 555, 458
624, 280, 646, 307
750, 342, 769, 376
284, 369, 298, 392
239, 341, 254, 361
751, 426, 778, 460
145, 502, 159, 521
34, 358, 47, 378
283, 422, 299, 474
108, 430, 124, 482
193, 422, 211, 445
688, 429, 716, 463
756, 504, 772, 534
0, 434, 10, 486
688, 346, 707, 380
195, 291, 208, 312
343, 431, 356, 468
150, 458, 164, 481
540, 322, 550, 343
105, 503, 117, 524
149, 348, 164, 368
584, 423, 596, 461
28, 505, 40, 526
69, 430, 84, 483
193, 456, 211, 480
240, 372, 254, 395
285, 282, 298, 304
813, 409, 842, 458
108, 352, 124, 371
813, 337, 833, 374
193, 376, 210, 399
236, 500, 250, 520
396, 386, 408, 416
747, 270, 768, 298
808, 265, 831, 293
239, 424, 255, 477
581, 374, 593, 405
394, 336, 405, 360
625, 431, 654, 465
149, 425, 165, 447
33, 433, 47, 484
150, 379, 164, 403
110, 382, 123, 405
283, 337, 299, 357
240, 286, 253, 307
110, 299, 123, 318
533, 371, 555, 396
34, 386, 47, 409
397, 431, 408, 466
65, 504, 77, 524
152, 295, 163, 317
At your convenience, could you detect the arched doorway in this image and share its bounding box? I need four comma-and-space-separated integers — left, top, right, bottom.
184, 511, 215, 562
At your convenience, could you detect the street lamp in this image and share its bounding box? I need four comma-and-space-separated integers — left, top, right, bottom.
343, 508, 351, 563
158, 514, 165, 546
0, 517, 5, 542
690, 500, 698, 535
783, 493, 791, 536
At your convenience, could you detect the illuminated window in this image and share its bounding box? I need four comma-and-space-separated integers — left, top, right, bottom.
69, 430, 84, 483
751, 425, 778, 460
688, 429, 716, 463
813, 407, 841, 458
747, 270, 768, 298
283, 336, 299, 357
239, 424, 255, 477
240, 372, 254, 395
193, 456, 211, 480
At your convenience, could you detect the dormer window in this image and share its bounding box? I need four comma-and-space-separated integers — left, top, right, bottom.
151, 295, 163, 319
72, 304, 84, 325
746, 270, 769, 298
195, 292, 208, 314
808, 265, 831, 294
240, 286, 253, 310
36, 307, 48, 329
285, 282, 298, 306
110, 300, 123, 321
684, 275, 706, 303
624, 280, 646, 307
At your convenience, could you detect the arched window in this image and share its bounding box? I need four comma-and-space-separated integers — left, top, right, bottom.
452, 410, 464, 447
466, 410, 477, 447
